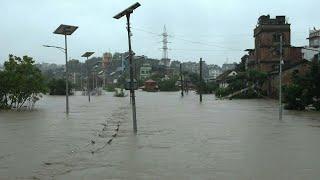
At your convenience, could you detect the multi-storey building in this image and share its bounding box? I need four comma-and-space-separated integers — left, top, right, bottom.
302, 28, 320, 61
249, 15, 303, 72
139, 63, 152, 80
221, 63, 236, 72
102, 52, 112, 68
208, 64, 222, 80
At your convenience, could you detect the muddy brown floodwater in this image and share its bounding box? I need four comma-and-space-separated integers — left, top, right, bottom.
1, 91, 320, 179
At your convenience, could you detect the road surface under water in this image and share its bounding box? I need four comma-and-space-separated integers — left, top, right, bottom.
1, 91, 320, 179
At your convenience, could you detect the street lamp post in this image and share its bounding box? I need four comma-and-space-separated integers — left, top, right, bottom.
51, 24, 78, 114
199, 58, 203, 103
114, 2, 141, 134
180, 63, 184, 97
81, 52, 95, 102
279, 34, 283, 120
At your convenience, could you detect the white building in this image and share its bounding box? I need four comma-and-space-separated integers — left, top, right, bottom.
140, 63, 152, 80
159, 58, 171, 67
302, 28, 320, 61
216, 70, 238, 88
208, 65, 222, 80
221, 63, 236, 72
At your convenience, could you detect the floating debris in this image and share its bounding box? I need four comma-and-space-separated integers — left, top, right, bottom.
107, 139, 113, 144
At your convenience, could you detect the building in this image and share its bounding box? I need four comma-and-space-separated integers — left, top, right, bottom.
264, 60, 310, 97
215, 70, 238, 88
182, 61, 198, 73
249, 15, 303, 72
102, 52, 112, 68
221, 63, 236, 72
302, 27, 320, 61
244, 49, 256, 70
143, 79, 158, 92
308, 27, 320, 47
208, 64, 222, 80
170, 60, 180, 70
139, 63, 152, 80
159, 58, 171, 67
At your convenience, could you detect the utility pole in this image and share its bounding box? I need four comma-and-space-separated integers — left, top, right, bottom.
103, 71, 106, 88
199, 58, 203, 103
82, 52, 94, 102
114, 2, 140, 134
126, 14, 137, 134
185, 78, 188, 93
64, 34, 69, 114
94, 72, 99, 89
92, 71, 95, 92
279, 34, 283, 120
180, 63, 184, 97
87, 60, 90, 102
50, 24, 77, 114
80, 63, 83, 92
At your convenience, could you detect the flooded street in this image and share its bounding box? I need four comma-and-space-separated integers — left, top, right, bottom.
1, 91, 320, 179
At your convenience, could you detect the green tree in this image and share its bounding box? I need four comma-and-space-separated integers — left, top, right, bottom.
215, 70, 267, 99
158, 77, 179, 91
283, 61, 320, 110
48, 78, 73, 95
0, 55, 47, 109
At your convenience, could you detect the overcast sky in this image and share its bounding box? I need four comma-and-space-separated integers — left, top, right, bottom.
0, 0, 319, 66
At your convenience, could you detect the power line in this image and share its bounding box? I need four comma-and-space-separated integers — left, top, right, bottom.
131, 27, 161, 36
170, 36, 243, 51
170, 48, 243, 52
132, 26, 244, 52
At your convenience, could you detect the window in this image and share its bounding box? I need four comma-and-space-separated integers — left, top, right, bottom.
273, 33, 281, 43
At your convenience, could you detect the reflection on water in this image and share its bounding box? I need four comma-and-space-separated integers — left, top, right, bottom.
1, 91, 320, 179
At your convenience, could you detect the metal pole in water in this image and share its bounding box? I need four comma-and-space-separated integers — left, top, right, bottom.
126, 14, 137, 134
87, 57, 90, 102
180, 63, 184, 97
64, 34, 69, 114
199, 58, 203, 103
113, 2, 140, 134
279, 34, 283, 120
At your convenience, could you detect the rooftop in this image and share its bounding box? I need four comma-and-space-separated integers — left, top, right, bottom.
257, 15, 288, 26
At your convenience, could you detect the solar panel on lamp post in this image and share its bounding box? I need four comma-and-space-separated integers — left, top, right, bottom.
53, 24, 78, 114
81, 52, 95, 102
113, 2, 140, 134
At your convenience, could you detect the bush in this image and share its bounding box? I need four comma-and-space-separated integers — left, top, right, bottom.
159, 79, 179, 91
0, 55, 47, 109
283, 60, 320, 111
196, 81, 218, 94
215, 87, 230, 98
283, 84, 305, 110
48, 78, 73, 95
313, 100, 320, 111
104, 84, 117, 92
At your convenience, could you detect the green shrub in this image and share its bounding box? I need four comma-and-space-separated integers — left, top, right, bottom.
159, 79, 179, 91
215, 87, 230, 98
283, 84, 305, 110
104, 84, 117, 92
48, 78, 73, 95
